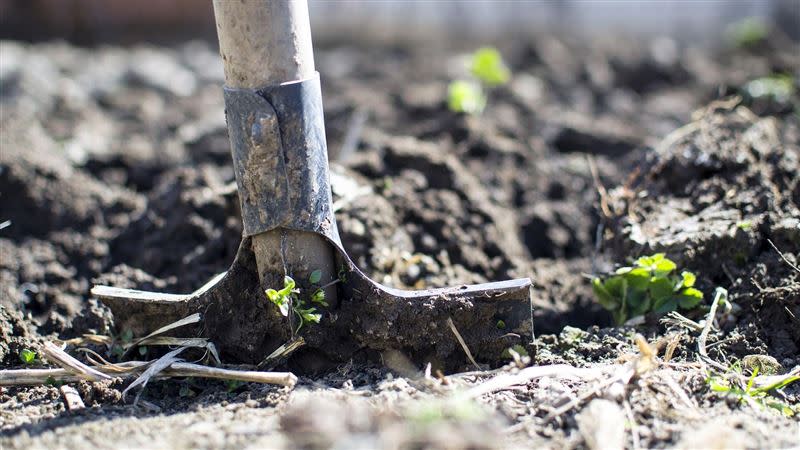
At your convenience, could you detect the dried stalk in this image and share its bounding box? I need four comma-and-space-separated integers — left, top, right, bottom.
0, 361, 297, 388
447, 317, 481, 371
42, 342, 112, 382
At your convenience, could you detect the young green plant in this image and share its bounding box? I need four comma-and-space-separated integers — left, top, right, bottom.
592, 253, 703, 324
266, 273, 327, 334
448, 47, 510, 115
707, 365, 799, 417
19, 349, 37, 365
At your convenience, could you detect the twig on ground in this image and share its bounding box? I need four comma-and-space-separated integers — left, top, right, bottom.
136, 336, 221, 365
258, 337, 305, 370
123, 347, 188, 405
698, 288, 727, 359
544, 364, 635, 422
0, 360, 297, 388
767, 239, 800, 274
465, 364, 604, 399
42, 342, 112, 382
663, 333, 683, 363
124, 313, 201, 357
447, 317, 482, 371
587, 155, 612, 218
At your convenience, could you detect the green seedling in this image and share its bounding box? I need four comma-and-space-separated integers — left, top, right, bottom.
448, 47, 510, 115
448, 80, 486, 115
19, 349, 36, 365
744, 73, 795, 103
708, 366, 799, 417
726, 18, 769, 48
470, 47, 511, 86
592, 253, 703, 324
266, 275, 323, 333
736, 220, 753, 231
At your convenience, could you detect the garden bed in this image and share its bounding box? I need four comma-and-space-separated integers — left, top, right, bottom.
1, 31, 798, 448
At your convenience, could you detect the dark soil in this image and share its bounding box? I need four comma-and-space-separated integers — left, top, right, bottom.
1, 30, 798, 449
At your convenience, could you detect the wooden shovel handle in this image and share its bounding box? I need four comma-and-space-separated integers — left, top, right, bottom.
213, 0, 315, 88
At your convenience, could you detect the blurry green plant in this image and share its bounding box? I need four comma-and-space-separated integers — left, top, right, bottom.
592, 253, 703, 324
470, 47, 511, 86
448, 47, 510, 115
744, 73, 796, 103
448, 80, 486, 114
726, 18, 769, 48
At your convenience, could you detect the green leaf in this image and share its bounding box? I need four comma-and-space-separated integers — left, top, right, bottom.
470, 47, 510, 86
592, 278, 619, 310
311, 289, 328, 306
448, 80, 486, 115
298, 308, 321, 324
266, 288, 280, 303
677, 287, 703, 309
20, 349, 36, 364
652, 296, 678, 314
648, 277, 674, 302
278, 276, 296, 297
624, 268, 651, 291
635, 253, 662, 268
628, 291, 651, 317
308, 270, 322, 284
680, 271, 696, 289
653, 258, 677, 277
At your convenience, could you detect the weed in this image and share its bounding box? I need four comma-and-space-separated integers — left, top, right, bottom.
736, 220, 752, 231
592, 253, 703, 324
726, 18, 768, 48
448, 80, 486, 114
19, 349, 36, 364
707, 365, 799, 417
448, 47, 510, 115
266, 275, 323, 333
470, 47, 510, 86
744, 73, 795, 103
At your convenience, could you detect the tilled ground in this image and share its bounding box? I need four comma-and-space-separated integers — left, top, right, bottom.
1, 31, 799, 449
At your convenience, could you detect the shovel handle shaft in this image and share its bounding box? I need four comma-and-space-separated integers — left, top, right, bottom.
213, 0, 338, 311
213, 0, 315, 87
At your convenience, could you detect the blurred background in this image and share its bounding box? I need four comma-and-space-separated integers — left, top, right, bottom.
1, 0, 798, 44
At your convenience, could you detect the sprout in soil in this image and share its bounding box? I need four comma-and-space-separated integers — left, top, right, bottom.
707, 363, 800, 417
266, 275, 323, 333
19, 349, 37, 365
448, 47, 510, 115
592, 253, 703, 325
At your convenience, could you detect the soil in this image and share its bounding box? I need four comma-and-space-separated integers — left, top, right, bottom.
1, 29, 799, 449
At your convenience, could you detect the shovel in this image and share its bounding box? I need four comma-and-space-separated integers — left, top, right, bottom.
91, 0, 532, 371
